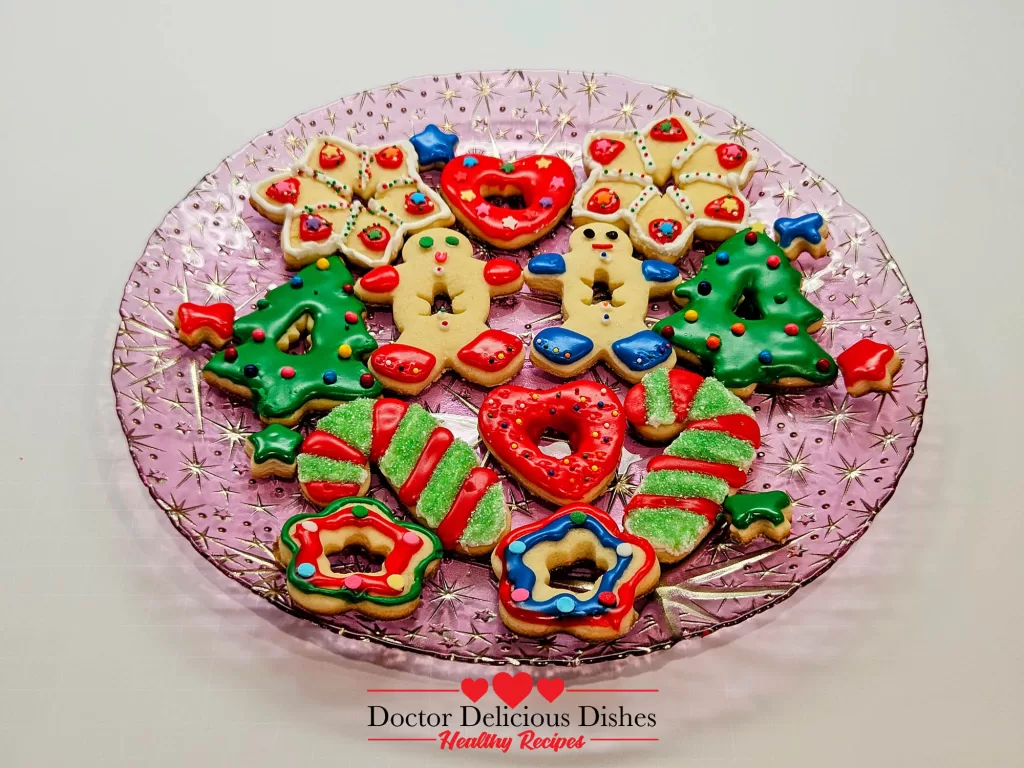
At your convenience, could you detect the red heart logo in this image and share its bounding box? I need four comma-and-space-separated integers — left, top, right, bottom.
492, 672, 533, 708
440, 154, 575, 245
461, 677, 488, 703
478, 381, 626, 505
536, 678, 565, 703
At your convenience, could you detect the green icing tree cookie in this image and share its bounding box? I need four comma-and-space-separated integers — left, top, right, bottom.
652, 227, 836, 396
203, 256, 381, 424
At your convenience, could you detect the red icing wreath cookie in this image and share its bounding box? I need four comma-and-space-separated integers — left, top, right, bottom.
440, 154, 575, 249
478, 381, 626, 506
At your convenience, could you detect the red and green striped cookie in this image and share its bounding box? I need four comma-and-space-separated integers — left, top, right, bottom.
623, 370, 762, 563
296, 398, 510, 556
623, 367, 756, 442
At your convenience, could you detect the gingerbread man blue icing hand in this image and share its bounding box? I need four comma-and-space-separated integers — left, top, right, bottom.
524, 224, 681, 383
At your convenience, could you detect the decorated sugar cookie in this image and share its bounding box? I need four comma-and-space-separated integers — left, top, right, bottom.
837, 338, 902, 397
723, 490, 793, 545
296, 398, 510, 556
773, 212, 830, 260
478, 381, 626, 506
573, 115, 758, 262
525, 224, 680, 383
439, 153, 575, 249
491, 504, 660, 642
355, 228, 525, 395
249, 129, 454, 270
653, 226, 837, 397
623, 367, 758, 443
245, 424, 303, 479
623, 374, 762, 563
276, 497, 442, 618
175, 302, 235, 349
202, 256, 381, 425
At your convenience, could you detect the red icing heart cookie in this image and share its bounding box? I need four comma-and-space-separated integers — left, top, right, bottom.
440, 154, 575, 249
479, 381, 625, 506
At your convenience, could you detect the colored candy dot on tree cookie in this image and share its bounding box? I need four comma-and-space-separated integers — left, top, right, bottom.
490, 504, 661, 643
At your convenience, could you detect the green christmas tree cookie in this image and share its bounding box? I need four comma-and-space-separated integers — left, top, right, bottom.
203, 256, 381, 424
653, 227, 836, 397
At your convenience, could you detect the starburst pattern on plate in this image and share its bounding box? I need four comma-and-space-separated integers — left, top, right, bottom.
111, 70, 926, 666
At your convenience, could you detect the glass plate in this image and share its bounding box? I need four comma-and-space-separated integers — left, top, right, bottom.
111, 70, 927, 666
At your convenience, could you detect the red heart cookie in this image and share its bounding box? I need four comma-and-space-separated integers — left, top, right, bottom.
440, 154, 575, 248
479, 381, 626, 506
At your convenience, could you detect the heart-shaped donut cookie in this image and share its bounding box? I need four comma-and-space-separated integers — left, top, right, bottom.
479, 381, 625, 506
440, 154, 575, 249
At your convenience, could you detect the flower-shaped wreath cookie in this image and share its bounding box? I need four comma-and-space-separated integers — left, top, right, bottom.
573, 114, 758, 262
250, 134, 453, 270
276, 497, 443, 618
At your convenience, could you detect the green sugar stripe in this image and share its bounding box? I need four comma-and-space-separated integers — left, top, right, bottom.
638, 469, 729, 502
317, 398, 374, 455
687, 377, 754, 421
625, 507, 711, 556
643, 368, 675, 427
296, 454, 367, 484
665, 429, 754, 467
416, 440, 478, 528
460, 482, 507, 548
378, 404, 438, 487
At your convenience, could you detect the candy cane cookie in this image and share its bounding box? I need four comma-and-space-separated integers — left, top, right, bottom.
623, 371, 763, 563
355, 228, 525, 395
276, 497, 442, 618
296, 398, 510, 556
491, 504, 660, 642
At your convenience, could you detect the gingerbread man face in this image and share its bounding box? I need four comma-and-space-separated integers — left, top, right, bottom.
525, 223, 681, 383
355, 228, 526, 394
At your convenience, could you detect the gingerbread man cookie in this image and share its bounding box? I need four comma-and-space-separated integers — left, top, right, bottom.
355, 228, 525, 394
249, 130, 453, 270
525, 224, 681, 383
573, 115, 758, 262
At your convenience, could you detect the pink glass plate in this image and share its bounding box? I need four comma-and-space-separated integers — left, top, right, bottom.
111, 70, 927, 666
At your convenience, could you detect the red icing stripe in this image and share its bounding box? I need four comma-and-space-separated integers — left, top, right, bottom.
398, 427, 455, 507
625, 494, 721, 523
435, 467, 497, 550
301, 430, 368, 465
371, 398, 408, 463
303, 481, 363, 507
668, 369, 704, 422
688, 414, 762, 449
646, 455, 748, 488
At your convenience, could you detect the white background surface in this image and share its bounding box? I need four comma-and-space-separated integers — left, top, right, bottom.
2, 0, 1022, 765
